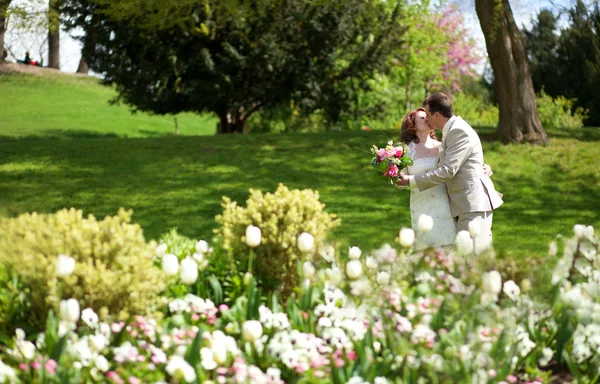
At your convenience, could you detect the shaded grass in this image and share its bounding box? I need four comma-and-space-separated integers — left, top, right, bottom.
0, 128, 598, 270
0, 73, 217, 139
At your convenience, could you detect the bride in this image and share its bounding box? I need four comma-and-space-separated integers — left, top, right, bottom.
398, 108, 491, 249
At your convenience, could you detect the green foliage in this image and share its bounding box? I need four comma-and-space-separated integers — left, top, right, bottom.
214, 184, 341, 297
0, 264, 32, 338
536, 90, 588, 129
451, 92, 499, 127
61, 0, 407, 133
0, 208, 165, 328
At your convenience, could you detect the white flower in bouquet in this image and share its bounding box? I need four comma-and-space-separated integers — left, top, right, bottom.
346, 260, 363, 279
60, 298, 80, 323
56, 254, 75, 277
162, 254, 179, 276
242, 320, 263, 342
348, 246, 362, 260
503, 280, 521, 301
156, 243, 168, 257
377, 271, 390, 285
245, 225, 262, 248
399, 228, 415, 248
481, 271, 502, 295
166, 356, 197, 382
195, 240, 209, 254
366, 256, 378, 269
297, 232, 315, 253
303, 261, 315, 279
455, 231, 474, 255
179, 257, 198, 285
417, 214, 434, 233
81, 308, 99, 328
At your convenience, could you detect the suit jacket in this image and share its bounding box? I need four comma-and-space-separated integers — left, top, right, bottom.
414, 116, 503, 218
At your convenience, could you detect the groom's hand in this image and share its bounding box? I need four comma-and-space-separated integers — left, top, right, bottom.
396, 175, 410, 187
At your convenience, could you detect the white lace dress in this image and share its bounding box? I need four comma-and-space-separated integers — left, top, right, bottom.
406, 141, 457, 249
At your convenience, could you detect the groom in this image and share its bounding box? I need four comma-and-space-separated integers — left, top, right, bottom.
396, 93, 503, 238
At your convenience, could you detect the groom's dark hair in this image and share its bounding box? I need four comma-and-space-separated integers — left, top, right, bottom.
423, 93, 453, 118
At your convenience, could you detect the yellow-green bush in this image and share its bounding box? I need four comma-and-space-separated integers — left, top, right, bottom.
0, 208, 165, 327
215, 184, 340, 296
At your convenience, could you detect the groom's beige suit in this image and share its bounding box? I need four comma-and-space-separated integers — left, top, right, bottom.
410, 116, 503, 234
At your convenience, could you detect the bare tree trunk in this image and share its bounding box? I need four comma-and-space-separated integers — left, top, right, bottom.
76, 55, 89, 74
173, 115, 180, 135
476, 0, 549, 144
47, 0, 60, 69
0, 1, 11, 64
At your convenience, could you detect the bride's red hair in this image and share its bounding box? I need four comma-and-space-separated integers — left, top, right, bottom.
399, 108, 436, 144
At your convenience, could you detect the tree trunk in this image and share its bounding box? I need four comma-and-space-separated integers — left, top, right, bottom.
476, 0, 549, 144
0, 1, 11, 64
173, 115, 180, 135
47, 0, 60, 69
76, 55, 89, 74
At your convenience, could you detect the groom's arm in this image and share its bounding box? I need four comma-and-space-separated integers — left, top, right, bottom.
409, 128, 472, 191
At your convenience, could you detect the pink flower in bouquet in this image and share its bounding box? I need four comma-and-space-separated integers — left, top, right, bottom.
385, 164, 399, 177
395, 147, 404, 157
377, 148, 389, 160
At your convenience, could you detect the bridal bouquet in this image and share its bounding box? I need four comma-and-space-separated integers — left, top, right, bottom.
371, 140, 412, 184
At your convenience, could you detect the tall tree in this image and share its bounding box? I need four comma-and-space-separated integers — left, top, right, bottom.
47, 0, 59, 69
522, 9, 560, 96
76, 53, 88, 73
476, 0, 549, 144
0, 0, 11, 63
61, 0, 407, 133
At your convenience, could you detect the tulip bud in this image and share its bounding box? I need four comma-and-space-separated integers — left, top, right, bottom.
156, 243, 168, 257
245, 225, 262, 248
455, 231, 474, 255
162, 254, 179, 276
481, 271, 502, 295
196, 240, 209, 254
242, 320, 263, 342
365, 256, 378, 269
244, 272, 253, 286
348, 246, 362, 260
180, 257, 199, 285
399, 228, 415, 248
60, 298, 80, 323
303, 261, 315, 279
417, 214, 434, 233
297, 232, 315, 253
56, 254, 75, 277
573, 224, 586, 239
376, 271, 390, 285
346, 260, 363, 279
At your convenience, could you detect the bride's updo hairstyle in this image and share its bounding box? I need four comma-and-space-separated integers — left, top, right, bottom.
400, 107, 436, 144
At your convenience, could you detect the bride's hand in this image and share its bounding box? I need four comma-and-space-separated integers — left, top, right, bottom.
483, 163, 493, 177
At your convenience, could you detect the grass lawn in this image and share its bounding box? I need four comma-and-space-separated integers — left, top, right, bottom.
0, 72, 217, 138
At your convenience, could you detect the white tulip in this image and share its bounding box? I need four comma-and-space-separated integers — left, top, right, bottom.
455, 231, 474, 255
60, 298, 80, 323
245, 225, 262, 248
326, 267, 343, 285
56, 254, 75, 277
399, 228, 415, 248
319, 245, 335, 263
346, 260, 363, 279
348, 246, 362, 260
81, 308, 99, 328
303, 261, 316, 279
95, 355, 110, 372
417, 214, 434, 233
366, 256, 379, 269
156, 243, 168, 257
179, 258, 199, 285
297, 232, 315, 253
584, 225, 595, 239
166, 356, 197, 382
481, 271, 502, 295
195, 240, 209, 254
211, 343, 228, 365
89, 334, 108, 352
242, 320, 263, 342
468, 217, 483, 238
200, 347, 218, 370
503, 280, 521, 301
377, 271, 390, 285
574, 224, 586, 239
162, 254, 179, 276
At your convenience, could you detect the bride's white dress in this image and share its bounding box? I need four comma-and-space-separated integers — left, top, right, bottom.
406, 141, 457, 249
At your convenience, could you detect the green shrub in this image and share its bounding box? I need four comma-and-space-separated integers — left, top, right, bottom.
536, 90, 588, 129
214, 184, 341, 297
451, 92, 499, 127
0, 208, 165, 327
